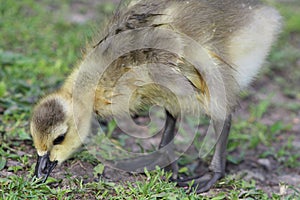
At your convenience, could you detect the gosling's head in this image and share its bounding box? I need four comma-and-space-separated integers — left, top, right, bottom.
30, 93, 87, 182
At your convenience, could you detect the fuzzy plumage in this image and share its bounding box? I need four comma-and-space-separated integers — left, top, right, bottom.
30, 0, 281, 191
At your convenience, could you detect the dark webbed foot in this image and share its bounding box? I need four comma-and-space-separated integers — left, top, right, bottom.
174, 172, 223, 193
174, 114, 232, 193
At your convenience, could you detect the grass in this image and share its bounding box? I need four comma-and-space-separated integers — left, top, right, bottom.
1, 0, 300, 199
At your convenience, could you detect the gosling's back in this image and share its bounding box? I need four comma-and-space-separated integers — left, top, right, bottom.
68, 0, 281, 118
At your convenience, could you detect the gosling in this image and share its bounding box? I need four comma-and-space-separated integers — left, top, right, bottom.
30, 0, 281, 193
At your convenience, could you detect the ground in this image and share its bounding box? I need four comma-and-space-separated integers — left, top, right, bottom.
0, 0, 299, 199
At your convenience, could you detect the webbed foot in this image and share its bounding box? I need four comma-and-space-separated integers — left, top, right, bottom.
174, 172, 223, 193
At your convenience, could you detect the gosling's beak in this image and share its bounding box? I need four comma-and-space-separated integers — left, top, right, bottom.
34, 153, 57, 183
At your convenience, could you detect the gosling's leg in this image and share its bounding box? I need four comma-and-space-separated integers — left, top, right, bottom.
108, 111, 178, 173
158, 110, 178, 179
176, 114, 232, 193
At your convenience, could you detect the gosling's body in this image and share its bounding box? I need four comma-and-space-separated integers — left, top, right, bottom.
30, 0, 281, 193
72, 0, 280, 118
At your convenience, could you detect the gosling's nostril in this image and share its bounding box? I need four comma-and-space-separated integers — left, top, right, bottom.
41, 166, 48, 175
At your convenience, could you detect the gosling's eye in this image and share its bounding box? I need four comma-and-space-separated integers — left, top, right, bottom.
53, 134, 65, 145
